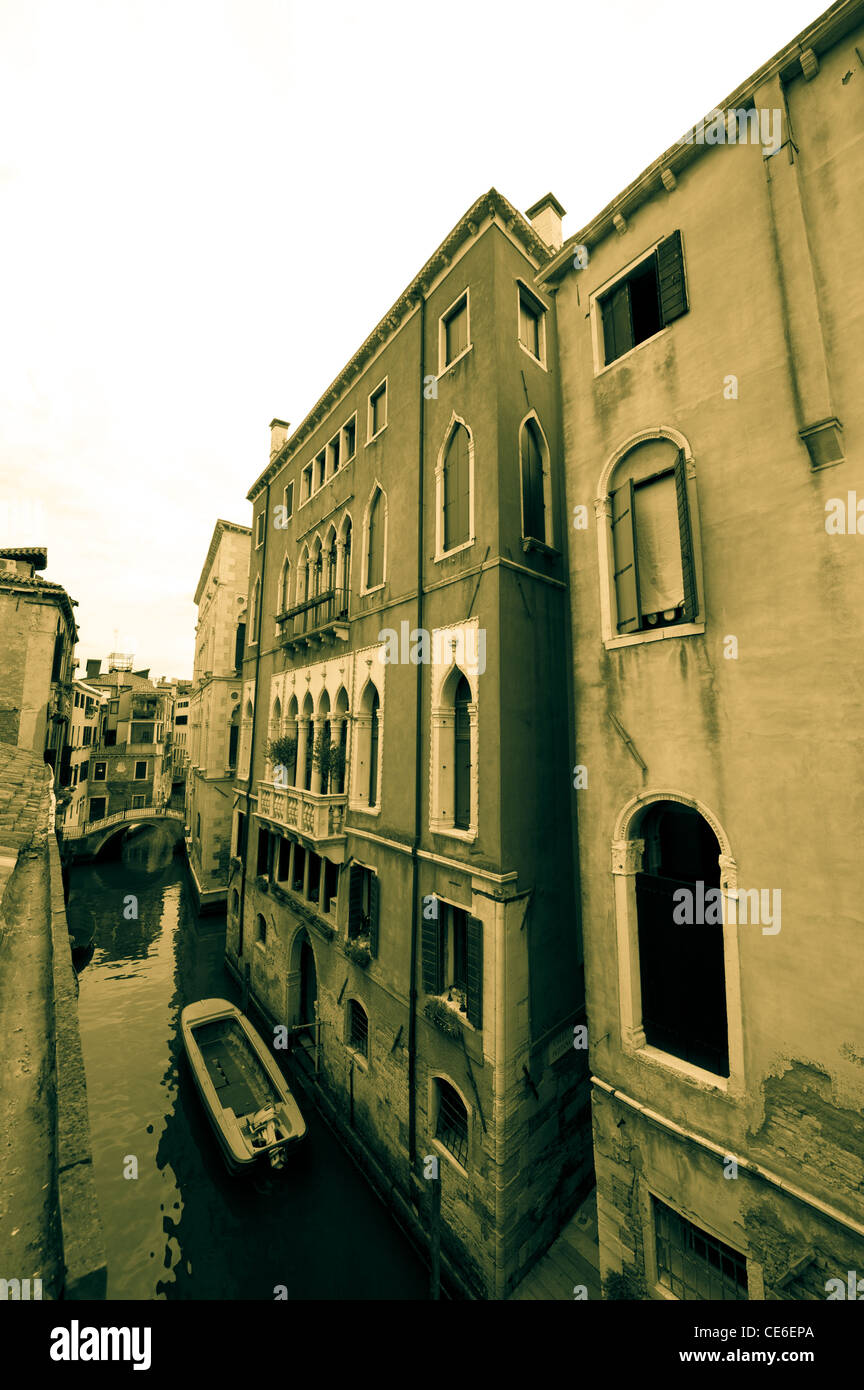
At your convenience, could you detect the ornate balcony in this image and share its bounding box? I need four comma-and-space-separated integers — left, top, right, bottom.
277, 587, 349, 652
257, 780, 347, 848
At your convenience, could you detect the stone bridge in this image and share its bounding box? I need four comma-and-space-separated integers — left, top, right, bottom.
60, 806, 185, 861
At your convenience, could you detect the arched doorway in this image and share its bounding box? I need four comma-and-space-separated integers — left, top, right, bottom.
300, 937, 317, 1031
287, 927, 318, 1042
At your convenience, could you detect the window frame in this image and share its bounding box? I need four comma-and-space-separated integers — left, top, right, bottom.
133, 760, 148, 781
434, 414, 475, 562
647, 1194, 750, 1302
596, 429, 705, 651
346, 996, 370, 1063
93, 762, 107, 782
367, 378, 388, 442
437, 288, 472, 376
516, 279, 548, 368
255, 510, 265, 549
518, 410, 554, 550
131, 793, 146, 809
430, 1074, 471, 1174
360, 483, 387, 595
591, 232, 688, 375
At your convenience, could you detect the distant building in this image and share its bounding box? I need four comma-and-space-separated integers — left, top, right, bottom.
0, 547, 78, 777
83, 662, 174, 821
186, 520, 251, 912
58, 680, 107, 829
537, 0, 864, 1300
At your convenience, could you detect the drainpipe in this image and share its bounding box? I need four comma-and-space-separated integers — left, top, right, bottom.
407, 293, 426, 1168
237, 479, 270, 964
592, 1076, 864, 1241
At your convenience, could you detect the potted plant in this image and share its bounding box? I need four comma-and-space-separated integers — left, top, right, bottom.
313, 735, 346, 793
424, 998, 462, 1038
266, 735, 297, 784
345, 938, 371, 967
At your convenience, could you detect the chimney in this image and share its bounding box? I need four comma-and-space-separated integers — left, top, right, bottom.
526, 193, 566, 252
270, 418, 291, 457
86, 658, 102, 678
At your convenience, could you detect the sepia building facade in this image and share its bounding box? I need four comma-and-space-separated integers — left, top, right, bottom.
186, 519, 251, 912
82, 660, 175, 822
229, 189, 593, 1297
0, 546, 78, 775
537, 0, 864, 1300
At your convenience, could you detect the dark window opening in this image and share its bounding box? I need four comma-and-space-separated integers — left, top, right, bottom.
654, 1198, 748, 1301
635, 801, 728, 1076
307, 852, 321, 904
600, 232, 688, 366
292, 844, 306, 895
453, 675, 471, 829
435, 1079, 468, 1166
257, 828, 270, 877
348, 999, 368, 1057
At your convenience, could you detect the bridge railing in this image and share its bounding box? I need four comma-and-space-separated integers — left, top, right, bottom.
60, 807, 185, 840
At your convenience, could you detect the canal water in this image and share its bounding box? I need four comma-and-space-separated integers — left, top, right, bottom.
67, 825, 428, 1300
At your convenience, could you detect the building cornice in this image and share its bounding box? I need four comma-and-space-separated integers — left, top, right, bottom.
194, 519, 252, 607
247, 188, 554, 503
537, 0, 864, 288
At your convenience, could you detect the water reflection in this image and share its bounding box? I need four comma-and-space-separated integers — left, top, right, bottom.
68, 834, 428, 1301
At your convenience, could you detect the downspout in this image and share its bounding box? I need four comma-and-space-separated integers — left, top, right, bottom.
237, 479, 270, 963
408, 293, 426, 1169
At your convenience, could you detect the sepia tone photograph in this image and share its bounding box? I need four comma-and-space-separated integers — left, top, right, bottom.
0, 0, 862, 1364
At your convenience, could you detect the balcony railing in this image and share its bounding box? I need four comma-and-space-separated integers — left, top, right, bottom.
277, 587, 349, 650
257, 780, 347, 844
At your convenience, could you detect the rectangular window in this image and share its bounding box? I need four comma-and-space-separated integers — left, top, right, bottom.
368, 381, 387, 439
88, 796, 107, 821
323, 859, 339, 915
441, 292, 469, 368
284, 480, 294, 519
518, 285, 545, 363
307, 852, 321, 904
292, 844, 306, 895
255, 510, 265, 548
348, 864, 379, 955
257, 828, 270, 877
82, 727, 92, 746
131, 794, 146, 809
653, 1199, 748, 1301
422, 899, 483, 1027
228, 722, 239, 769
326, 436, 340, 477
93, 762, 107, 781
134, 760, 147, 780
599, 231, 688, 367
300, 464, 313, 504
314, 450, 326, 491
175, 714, 188, 726
342, 416, 356, 461
79, 760, 88, 781
278, 837, 292, 883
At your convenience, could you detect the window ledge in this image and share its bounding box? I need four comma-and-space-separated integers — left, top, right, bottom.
431, 1136, 468, 1179
346, 1048, 369, 1073
518, 340, 547, 371
604, 622, 704, 651
521, 537, 559, 558
594, 323, 671, 377
365, 426, 388, 446
436, 343, 473, 381
631, 1042, 729, 1094
431, 822, 477, 843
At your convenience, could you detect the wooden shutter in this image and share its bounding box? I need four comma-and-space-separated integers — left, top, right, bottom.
368, 873, 380, 957
465, 915, 483, 1028
367, 490, 384, 588
611, 479, 642, 633
674, 451, 698, 620
657, 231, 688, 326
601, 281, 632, 364
444, 426, 470, 549
421, 903, 443, 994
348, 863, 364, 935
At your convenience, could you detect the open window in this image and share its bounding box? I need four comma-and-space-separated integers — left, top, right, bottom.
598, 231, 688, 367
439, 290, 470, 372
421, 897, 482, 1027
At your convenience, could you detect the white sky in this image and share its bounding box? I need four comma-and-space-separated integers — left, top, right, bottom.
0, 0, 820, 679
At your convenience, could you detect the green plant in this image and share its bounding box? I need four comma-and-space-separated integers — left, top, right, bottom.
267, 735, 297, 774
424, 998, 462, 1037
345, 938, 371, 967
313, 735, 346, 790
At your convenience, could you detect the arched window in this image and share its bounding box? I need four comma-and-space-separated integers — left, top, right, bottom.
520, 416, 549, 544
352, 681, 381, 810
442, 423, 471, 551
233, 621, 246, 670
316, 690, 331, 793
239, 697, 254, 779
347, 998, 369, 1058
255, 913, 267, 946
337, 515, 352, 610
297, 545, 310, 605
310, 535, 322, 598
278, 557, 291, 614
285, 696, 299, 786
434, 1078, 469, 1166
333, 686, 349, 794
453, 675, 471, 829
431, 663, 476, 836
323, 526, 337, 595
598, 431, 702, 644
301, 693, 315, 792
228, 704, 240, 770
366, 488, 385, 589
634, 800, 727, 1075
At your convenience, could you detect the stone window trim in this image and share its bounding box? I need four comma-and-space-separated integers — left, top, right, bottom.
610, 788, 744, 1098
516, 277, 548, 370
429, 659, 479, 841
349, 675, 383, 815
437, 286, 473, 378
595, 426, 706, 650
366, 377, 388, 444
360, 481, 388, 596
518, 408, 554, 550
345, 995, 370, 1070
429, 1072, 472, 1176
434, 413, 476, 563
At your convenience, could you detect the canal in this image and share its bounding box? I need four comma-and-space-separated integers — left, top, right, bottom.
66, 826, 429, 1300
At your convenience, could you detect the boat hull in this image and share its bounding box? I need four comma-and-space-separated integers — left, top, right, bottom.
181, 998, 306, 1173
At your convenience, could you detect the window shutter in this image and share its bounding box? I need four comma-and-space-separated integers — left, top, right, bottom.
601, 282, 633, 364
611, 478, 642, 633
673, 451, 699, 621
348, 863, 364, 935
368, 874, 380, 958
421, 903, 443, 994
465, 915, 483, 1028
657, 231, 688, 326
